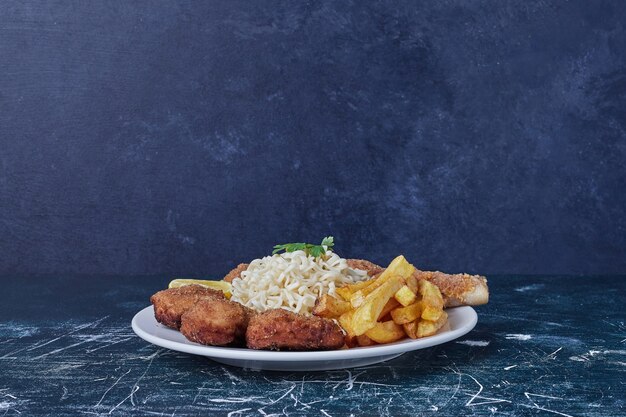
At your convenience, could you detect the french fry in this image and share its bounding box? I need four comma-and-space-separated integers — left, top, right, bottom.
356, 334, 377, 347
352, 276, 404, 335
350, 255, 415, 307
312, 294, 352, 318
419, 280, 444, 309
350, 290, 367, 308
365, 320, 406, 344
353, 282, 412, 310
419, 279, 445, 321
327, 255, 450, 347
416, 311, 448, 337
422, 306, 443, 321
378, 298, 401, 321
335, 277, 377, 301
339, 310, 356, 338
390, 302, 423, 325
406, 274, 419, 294
403, 321, 418, 339
335, 287, 352, 301
383, 255, 416, 279
394, 285, 417, 306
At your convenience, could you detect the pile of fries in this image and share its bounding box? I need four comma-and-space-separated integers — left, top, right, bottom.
313, 255, 448, 347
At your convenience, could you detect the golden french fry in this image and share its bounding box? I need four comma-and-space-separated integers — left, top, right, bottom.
422, 305, 443, 321
390, 302, 423, 325
335, 287, 352, 301
356, 334, 377, 347
350, 285, 380, 307
312, 294, 352, 318
419, 279, 444, 320
394, 285, 417, 306
378, 298, 401, 321
336, 277, 377, 301
419, 279, 444, 310
342, 315, 359, 348
416, 311, 448, 337
350, 290, 367, 308
350, 256, 415, 307
328, 255, 450, 347
403, 321, 418, 339
383, 255, 416, 278
352, 276, 404, 336
339, 310, 356, 338
352, 284, 406, 309
406, 274, 419, 294
365, 320, 406, 344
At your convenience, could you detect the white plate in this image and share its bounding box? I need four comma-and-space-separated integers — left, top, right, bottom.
132, 306, 477, 371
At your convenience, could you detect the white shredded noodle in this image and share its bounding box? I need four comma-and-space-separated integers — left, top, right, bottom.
230, 250, 369, 315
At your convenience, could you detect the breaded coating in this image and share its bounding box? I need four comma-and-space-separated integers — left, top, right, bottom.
180, 298, 252, 347
347, 259, 384, 277
223, 263, 249, 283
246, 309, 345, 351
414, 269, 489, 307
150, 285, 225, 329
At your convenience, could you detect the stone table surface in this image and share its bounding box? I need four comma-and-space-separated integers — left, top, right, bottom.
0, 275, 624, 416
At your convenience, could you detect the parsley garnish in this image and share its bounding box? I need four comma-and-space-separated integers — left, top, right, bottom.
272, 236, 335, 258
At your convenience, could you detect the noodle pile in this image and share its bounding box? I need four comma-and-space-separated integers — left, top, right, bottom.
230, 250, 368, 315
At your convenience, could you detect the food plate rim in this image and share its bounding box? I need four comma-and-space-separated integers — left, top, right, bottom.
131, 305, 477, 362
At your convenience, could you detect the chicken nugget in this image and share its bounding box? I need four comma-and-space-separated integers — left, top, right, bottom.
150, 285, 225, 329
246, 309, 345, 351
180, 298, 251, 347
347, 259, 384, 278
223, 263, 249, 283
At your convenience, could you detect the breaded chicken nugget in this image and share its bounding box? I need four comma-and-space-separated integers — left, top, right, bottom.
347, 259, 384, 277
180, 298, 252, 347
246, 309, 345, 351
150, 285, 225, 329
223, 263, 249, 283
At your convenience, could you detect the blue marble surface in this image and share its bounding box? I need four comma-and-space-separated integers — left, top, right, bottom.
1, 1, 625, 276
0, 274, 624, 416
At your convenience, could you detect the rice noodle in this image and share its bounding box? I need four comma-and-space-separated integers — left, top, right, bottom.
230, 250, 368, 315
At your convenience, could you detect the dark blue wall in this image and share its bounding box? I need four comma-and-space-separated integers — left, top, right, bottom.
1, 1, 625, 276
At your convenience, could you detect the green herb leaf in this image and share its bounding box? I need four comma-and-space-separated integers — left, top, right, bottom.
308, 245, 325, 258
272, 242, 305, 254
321, 236, 334, 248
272, 236, 335, 258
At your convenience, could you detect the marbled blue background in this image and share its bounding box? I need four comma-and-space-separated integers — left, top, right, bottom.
1, 1, 625, 276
